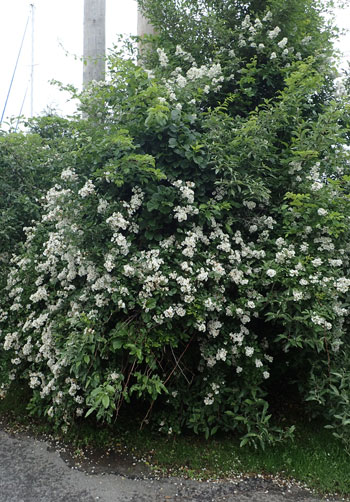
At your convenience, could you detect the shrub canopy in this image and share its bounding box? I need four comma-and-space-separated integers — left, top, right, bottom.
1, 0, 350, 449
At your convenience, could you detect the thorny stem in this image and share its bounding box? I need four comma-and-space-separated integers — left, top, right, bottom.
115, 357, 137, 421
114, 329, 144, 421
163, 334, 195, 387
324, 328, 331, 379
140, 335, 195, 430
170, 345, 191, 384
140, 400, 155, 430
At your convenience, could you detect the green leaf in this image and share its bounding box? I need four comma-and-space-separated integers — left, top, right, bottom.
112, 340, 123, 351
225, 410, 235, 417
85, 408, 95, 418
240, 438, 249, 447
102, 395, 110, 409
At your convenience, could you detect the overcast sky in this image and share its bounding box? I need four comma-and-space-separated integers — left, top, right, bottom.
0, 0, 137, 123
0, 0, 349, 125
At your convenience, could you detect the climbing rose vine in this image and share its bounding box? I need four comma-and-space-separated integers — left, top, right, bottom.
1, 6, 350, 449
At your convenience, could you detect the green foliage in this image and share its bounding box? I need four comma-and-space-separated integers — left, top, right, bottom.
137, 0, 340, 115
1, 0, 350, 453
0, 128, 61, 287
1, 384, 349, 496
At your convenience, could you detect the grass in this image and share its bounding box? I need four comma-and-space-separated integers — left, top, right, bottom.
104, 423, 350, 497
0, 385, 349, 498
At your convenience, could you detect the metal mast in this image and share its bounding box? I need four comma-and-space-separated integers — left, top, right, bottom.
0, 7, 31, 125
83, 0, 106, 86
30, 3, 35, 117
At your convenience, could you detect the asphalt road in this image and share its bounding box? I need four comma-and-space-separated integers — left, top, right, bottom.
0, 426, 344, 502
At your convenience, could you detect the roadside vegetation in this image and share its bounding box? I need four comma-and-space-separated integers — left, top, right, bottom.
1, 0, 350, 495
0, 383, 349, 497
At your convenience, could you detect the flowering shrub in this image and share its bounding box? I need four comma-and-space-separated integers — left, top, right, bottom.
0, 128, 59, 289
137, 0, 338, 116
1, 3, 350, 449
0, 116, 87, 289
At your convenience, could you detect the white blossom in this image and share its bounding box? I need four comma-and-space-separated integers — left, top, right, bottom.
255, 358, 263, 368
216, 348, 227, 361
157, 48, 169, 67
277, 37, 288, 49
204, 395, 214, 405
268, 26, 281, 39
311, 258, 322, 267
97, 199, 108, 214
263, 11, 272, 22
106, 212, 128, 231
311, 182, 323, 191
266, 269, 277, 278
61, 168, 78, 181
293, 290, 303, 301
78, 180, 95, 198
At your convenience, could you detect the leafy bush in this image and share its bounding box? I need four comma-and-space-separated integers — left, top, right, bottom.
0, 116, 80, 287
1, 2, 350, 449
0, 130, 52, 287
0, 112, 126, 287
137, 0, 339, 115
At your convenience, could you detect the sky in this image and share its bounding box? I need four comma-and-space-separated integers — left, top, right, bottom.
0, 0, 349, 125
0, 0, 137, 123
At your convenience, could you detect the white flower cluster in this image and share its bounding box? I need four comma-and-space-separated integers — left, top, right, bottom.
203, 382, 221, 406
106, 212, 128, 231
61, 168, 78, 182
311, 314, 332, 331
157, 48, 169, 67
334, 277, 350, 294
160, 54, 225, 102
268, 26, 281, 39
1, 101, 349, 429
78, 180, 95, 198
175, 45, 194, 62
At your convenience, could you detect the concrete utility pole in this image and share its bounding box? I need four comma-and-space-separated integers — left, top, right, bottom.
83, 0, 106, 86
137, 6, 155, 62
137, 8, 155, 37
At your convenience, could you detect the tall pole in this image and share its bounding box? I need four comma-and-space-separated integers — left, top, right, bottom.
30, 3, 35, 117
83, 0, 106, 87
137, 6, 155, 63
137, 8, 155, 38
0, 7, 31, 126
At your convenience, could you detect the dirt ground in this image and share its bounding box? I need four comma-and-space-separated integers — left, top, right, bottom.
0, 424, 346, 502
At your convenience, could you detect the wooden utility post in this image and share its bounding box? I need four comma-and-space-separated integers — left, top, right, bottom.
83, 0, 106, 86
